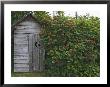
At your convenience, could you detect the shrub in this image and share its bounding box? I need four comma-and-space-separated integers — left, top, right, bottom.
39, 12, 100, 77
12, 11, 100, 77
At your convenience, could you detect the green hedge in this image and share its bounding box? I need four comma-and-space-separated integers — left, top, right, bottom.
38, 12, 100, 77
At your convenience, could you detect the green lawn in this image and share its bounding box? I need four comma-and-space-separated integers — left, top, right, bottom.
11, 71, 46, 77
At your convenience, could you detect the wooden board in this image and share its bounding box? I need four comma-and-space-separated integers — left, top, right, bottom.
14, 67, 29, 72
14, 59, 29, 64
18, 21, 40, 27
14, 64, 29, 67
28, 34, 33, 71
33, 34, 39, 71
14, 56, 29, 59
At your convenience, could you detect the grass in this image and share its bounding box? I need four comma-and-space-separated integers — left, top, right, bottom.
11, 71, 46, 77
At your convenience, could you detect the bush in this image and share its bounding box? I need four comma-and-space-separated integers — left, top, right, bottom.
39, 12, 100, 77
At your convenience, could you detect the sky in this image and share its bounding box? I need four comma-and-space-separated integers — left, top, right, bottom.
49, 11, 100, 17
65, 11, 99, 17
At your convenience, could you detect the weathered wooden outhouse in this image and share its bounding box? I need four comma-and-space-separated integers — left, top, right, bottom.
11, 14, 45, 72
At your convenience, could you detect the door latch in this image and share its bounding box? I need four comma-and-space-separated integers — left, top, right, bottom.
35, 42, 37, 47
35, 42, 40, 47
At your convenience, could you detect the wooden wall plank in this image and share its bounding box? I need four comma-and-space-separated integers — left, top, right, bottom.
15, 21, 40, 30
33, 34, 39, 71
39, 39, 45, 71
14, 64, 29, 67
14, 48, 28, 53
18, 21, 40, 27
14, 56, 29, 59
37, 34, 40, 71
14, 29, 40, 34
28, 34, 33, 71
14, 59, 29, 64
14, 67, 29, 72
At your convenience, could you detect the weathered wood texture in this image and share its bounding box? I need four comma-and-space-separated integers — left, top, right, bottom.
13, 15, 45, 72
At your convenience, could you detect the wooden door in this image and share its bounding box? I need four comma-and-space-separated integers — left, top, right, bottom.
29, 34, 45, 71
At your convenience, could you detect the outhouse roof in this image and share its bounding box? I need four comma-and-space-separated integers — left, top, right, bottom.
11, 13, 39, 28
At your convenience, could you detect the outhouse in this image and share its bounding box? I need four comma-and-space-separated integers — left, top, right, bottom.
11, 13, 45, 72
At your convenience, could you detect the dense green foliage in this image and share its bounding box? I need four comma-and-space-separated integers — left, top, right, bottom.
12, 11, 100, 77
37, 11, 100, 77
